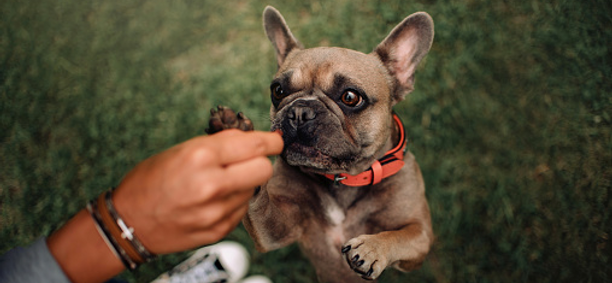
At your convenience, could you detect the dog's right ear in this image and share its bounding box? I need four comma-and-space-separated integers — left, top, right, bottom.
263, 6, 303, 68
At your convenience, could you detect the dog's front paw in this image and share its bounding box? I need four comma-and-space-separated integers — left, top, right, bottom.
206, 105, 254, 134
342, 235, 389, 280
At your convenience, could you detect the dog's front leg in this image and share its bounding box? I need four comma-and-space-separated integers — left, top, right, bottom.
242, 174, 305, 252
342, 214, 432, 280
205, 106, 301, 251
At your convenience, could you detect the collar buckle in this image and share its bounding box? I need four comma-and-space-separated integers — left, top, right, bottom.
333, 174, 347, 186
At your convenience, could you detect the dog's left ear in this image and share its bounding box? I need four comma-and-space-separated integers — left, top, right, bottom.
373, 12, 434, 102
263, 6, 303, 68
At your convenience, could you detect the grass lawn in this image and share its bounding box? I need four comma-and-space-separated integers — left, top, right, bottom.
1, 0, 611, 282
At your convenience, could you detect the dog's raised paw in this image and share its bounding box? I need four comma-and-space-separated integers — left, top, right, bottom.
342, 235, 389, 280
206, 105, 254, 134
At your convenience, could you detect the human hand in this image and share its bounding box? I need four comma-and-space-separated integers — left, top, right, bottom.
111, 129, 283, 254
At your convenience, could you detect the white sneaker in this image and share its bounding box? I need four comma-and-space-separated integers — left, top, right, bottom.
152, 241, 250, 283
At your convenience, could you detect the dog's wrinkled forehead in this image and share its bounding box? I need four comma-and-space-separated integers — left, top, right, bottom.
277, 47, 391, 98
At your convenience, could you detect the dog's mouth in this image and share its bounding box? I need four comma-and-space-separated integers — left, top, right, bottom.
282, 142, 355, 174
286, 143, 333, 164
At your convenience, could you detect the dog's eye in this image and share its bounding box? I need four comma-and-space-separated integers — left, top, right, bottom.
341, 90, 362, 107
271, 83, 285, 100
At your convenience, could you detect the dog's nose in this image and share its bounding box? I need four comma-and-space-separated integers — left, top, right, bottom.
287, 105, 316, 128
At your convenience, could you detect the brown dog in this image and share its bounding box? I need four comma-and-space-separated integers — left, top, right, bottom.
207, 6, 434, 282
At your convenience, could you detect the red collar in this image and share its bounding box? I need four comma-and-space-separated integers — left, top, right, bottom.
324, 114, 407, 187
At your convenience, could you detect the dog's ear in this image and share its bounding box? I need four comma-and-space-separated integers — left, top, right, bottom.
263, 6, 303, 68
373, 12, 434, 102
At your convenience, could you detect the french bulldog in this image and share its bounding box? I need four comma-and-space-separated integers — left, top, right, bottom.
207, 6, 434, 282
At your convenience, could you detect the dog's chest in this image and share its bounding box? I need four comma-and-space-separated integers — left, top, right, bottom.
325, 201, 347, 247
320, 187, 370, 248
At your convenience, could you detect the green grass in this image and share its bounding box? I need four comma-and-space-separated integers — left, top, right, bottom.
1, 0, 611, 282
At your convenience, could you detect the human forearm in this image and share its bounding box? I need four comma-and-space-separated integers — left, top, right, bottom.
47, 209, 125, 283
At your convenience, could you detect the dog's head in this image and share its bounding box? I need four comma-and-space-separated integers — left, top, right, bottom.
264, 6, 433, 175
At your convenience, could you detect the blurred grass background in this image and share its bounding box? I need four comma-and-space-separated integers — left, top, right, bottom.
1, 0, 610, 282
